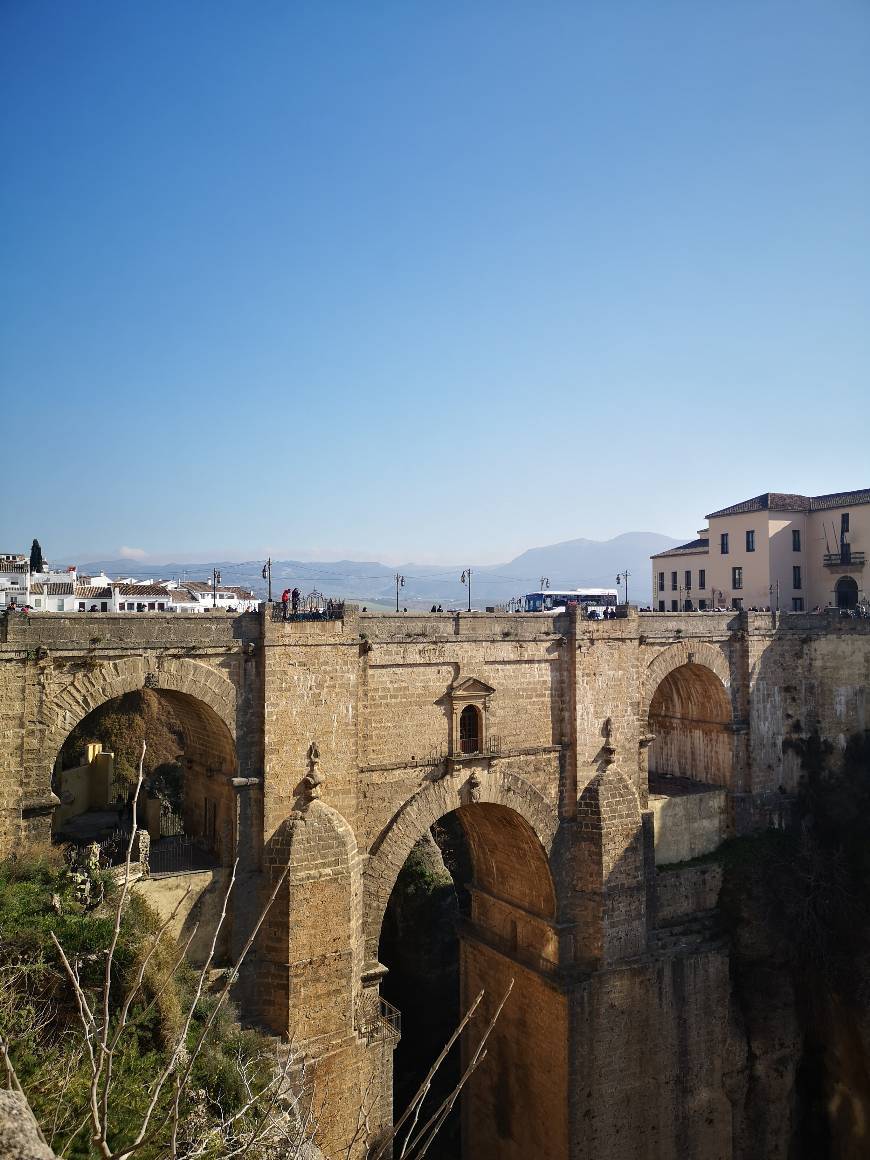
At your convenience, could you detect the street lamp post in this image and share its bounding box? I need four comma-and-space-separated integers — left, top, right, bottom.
768, 581, 780, 611
261, 559, 272, 603
395, 573, 405, 613
460, 569, 472, 612
615, 570, 631, 606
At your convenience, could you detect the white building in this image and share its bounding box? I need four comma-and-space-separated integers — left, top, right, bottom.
0, 555, 30, 610
1, 554, 259, 615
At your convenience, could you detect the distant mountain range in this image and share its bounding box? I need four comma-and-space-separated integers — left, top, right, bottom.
79, 532, 681, 608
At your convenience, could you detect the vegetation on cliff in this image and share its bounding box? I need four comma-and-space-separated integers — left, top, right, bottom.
0, 848, 306, 1159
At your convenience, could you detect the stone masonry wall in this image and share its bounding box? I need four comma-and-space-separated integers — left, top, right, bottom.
3, 606, 870, 1159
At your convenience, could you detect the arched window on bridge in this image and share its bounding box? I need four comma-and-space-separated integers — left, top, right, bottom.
459, 704, 482, 754
448, 676, 494, 758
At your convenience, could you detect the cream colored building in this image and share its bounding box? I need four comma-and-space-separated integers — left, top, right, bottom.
651, 489, 869, 612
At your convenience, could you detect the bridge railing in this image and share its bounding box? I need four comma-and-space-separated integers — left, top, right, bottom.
270, 591, 345, 622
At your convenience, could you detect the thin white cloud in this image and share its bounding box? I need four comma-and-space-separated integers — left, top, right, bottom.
119, 545, 147, 560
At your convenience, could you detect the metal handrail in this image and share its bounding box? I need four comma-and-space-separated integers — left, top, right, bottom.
271, 591, 345, 622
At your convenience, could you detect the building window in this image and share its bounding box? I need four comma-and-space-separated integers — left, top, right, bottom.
699, 599, 707, 610
732, 566, 743, 590
684, 570, 692, 591
793, 565, 802, 590
841, 513, 850, 535
792, 529, 801, 551
658, 571, 664, 592
658, 600, 665, 612
671, 599, 678, 612
746, 529, 755, 552
78, 602, 85, 612
732, 597, 743, 610
684, 599, 693, 612
459, 705, 482, 754
671, 571, 677, 591
720, 533, 729, 554
699, 569, 706, 589
792, 598, 804, 612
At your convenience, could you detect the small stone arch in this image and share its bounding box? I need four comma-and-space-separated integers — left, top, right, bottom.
42, 655, 238, 777
644, 643, 734, 790
38, 656, 242, 862
363, 768, 558, 959
642, 640, 731, 722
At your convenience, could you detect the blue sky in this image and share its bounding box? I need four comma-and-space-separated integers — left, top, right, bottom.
2, 1, 868, 565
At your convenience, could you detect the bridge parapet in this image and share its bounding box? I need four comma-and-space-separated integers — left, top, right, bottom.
358, 609, 566, 642
0, 610, 260, 651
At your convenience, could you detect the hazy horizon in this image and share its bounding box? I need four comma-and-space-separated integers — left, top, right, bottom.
59, 528, 681, 572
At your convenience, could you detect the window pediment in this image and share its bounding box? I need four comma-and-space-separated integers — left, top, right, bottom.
450, 677, 495, 700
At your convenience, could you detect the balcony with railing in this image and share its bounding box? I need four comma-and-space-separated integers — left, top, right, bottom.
823, 550, 865, 569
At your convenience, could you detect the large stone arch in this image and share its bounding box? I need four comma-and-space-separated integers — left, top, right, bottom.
367, 769, 564, 1160
363, 767, 558, 960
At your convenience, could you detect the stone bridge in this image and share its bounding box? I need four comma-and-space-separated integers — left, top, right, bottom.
1, 605, 868, 1160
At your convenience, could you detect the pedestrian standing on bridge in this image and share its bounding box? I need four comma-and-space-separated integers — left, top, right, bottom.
281, 589, 290, 620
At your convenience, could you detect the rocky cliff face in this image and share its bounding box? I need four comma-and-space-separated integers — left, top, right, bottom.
718, 731, 870, 1160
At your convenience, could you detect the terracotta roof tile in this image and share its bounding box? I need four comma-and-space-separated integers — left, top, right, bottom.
113, 584, 173, 597
706, 492, 811, 519
651, 538, 710, 559
810, 489, 870, 511
707, 488, 870, 519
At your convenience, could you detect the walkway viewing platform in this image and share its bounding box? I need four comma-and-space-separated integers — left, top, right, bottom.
4, 602, 869, 652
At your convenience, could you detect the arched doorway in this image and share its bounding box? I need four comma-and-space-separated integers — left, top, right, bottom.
52, 686, 238, 871
376, 798, 562, 1160
836, 576, 859, 609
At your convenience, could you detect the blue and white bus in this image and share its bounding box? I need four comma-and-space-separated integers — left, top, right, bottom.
524, 588, 618, 616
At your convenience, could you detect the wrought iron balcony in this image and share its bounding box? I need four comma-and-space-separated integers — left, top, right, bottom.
823, 551, 865, 569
